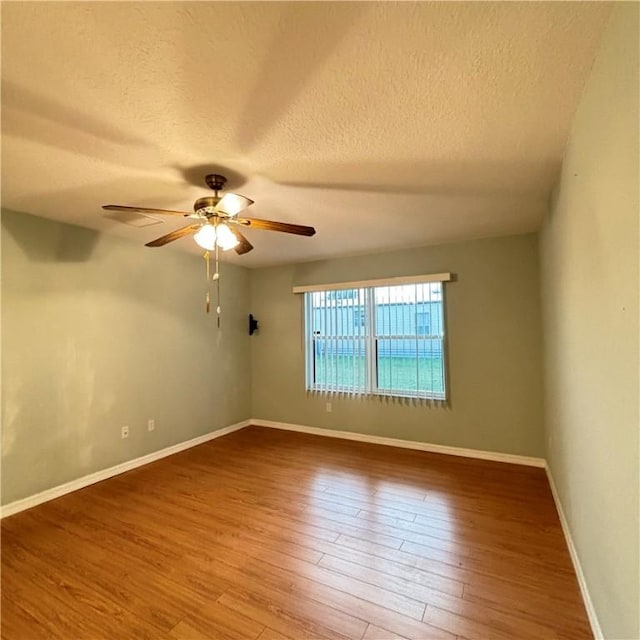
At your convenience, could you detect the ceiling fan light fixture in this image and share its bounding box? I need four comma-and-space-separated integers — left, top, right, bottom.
215, 192, 254, 217
216, 223, 240, 251
194, 223, 217, 250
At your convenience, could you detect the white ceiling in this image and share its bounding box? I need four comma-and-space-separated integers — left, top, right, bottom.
1, 2, 611, 267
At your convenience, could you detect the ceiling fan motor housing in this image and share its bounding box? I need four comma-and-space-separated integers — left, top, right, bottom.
194, 196, 220, 215
196, 174, 227, 215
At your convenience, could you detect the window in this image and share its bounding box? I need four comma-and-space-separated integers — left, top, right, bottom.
302, 279, 447, 400
416, 311, 430, 335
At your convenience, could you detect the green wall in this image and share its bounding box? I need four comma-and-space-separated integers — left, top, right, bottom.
250, 233, 544, 457
1, 210, 251, 504
2, 214, 545, 508
540, 4, 639, 638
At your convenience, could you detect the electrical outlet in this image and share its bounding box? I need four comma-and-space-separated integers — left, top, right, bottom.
326, 402, 332, 413
121, 425, 129, 439
148, 419, 155, 432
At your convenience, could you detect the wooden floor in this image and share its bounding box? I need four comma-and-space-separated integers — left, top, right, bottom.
2, 426, 592, 640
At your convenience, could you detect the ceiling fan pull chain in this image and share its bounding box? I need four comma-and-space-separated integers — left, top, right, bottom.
203, 251, 211, 313
213, 244, 220, 283
215, 243, 221, 327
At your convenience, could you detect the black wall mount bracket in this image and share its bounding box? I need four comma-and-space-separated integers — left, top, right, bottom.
249, 314, 259, 336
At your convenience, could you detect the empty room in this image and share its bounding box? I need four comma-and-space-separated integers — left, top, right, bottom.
1, 2, 638, 640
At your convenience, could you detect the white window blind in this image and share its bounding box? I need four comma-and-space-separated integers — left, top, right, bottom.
302, 278, 448, 401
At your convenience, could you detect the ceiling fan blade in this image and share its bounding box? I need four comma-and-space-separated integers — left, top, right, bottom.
226, 226, 254, 255
145, 224, 201, 247
214, 192, 254, 217
103, 205, 191, 217
236, 217, 316, 237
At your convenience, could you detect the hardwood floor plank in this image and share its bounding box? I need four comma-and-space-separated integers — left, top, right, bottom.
399, 539, 576, 592
267, 571, 455, 640
29, 503, 232, 602
2, 561, 165, 640
307, 539, 465, 597
333, 527, 573, 596
303, 510, 405, 550
423, 605, 519, 640
270, 553, 427, 620
1, 427, 591, 640
318, 553, 464, 603
197, 549, 369, 640
423, 602, 558, 640
420, 590, 561, 640
461, 578, 590, 629
176, 526, 453, 639
368, 506, 565, 551
168, 602, 264, 640
322, 483, 558, 530
257, 628, 296, 640
307, 504, 571, 567
324, 494, 423, 522
363, 623, 411, 640
2, 522, 198, 632
0, 594, 53, 640
2, 580, 96, 640
217, 589, 356, 640
212, 542, 453, 639
201, 535, 427, 622
2, 534, 170, 639
334, 533, 584, 610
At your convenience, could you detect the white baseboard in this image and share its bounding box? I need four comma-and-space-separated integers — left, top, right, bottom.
250, 419, 545, 467
545, 465, 603, 640
1, 420, 251, 519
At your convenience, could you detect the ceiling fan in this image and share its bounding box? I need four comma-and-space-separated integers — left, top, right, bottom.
102, 173, 316, 255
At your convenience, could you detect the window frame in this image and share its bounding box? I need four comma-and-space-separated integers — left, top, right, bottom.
302, 280, 448, 401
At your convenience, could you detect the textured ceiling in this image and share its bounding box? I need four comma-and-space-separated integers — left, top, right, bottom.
1, 2, 611, 267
